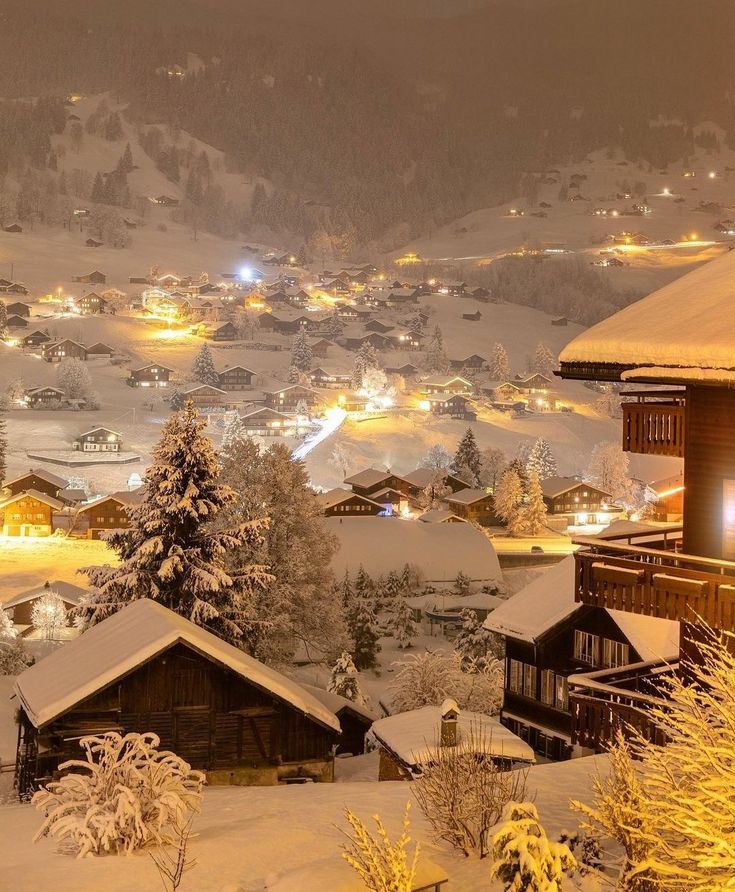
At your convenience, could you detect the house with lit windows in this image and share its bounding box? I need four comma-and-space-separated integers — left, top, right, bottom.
540, 476, 617, 528
73, 427, 122, 452
127, 363, 173, 387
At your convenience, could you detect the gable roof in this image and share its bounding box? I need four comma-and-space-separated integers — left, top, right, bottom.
540, 476, 611, 500
78, 427, 121, 438
300, 683, 377, 724
421, 375, 471, 388
315, 488, 382, 510
14, 599, 341, 732
343, 468, 393, 488
182, 383, 227, 396
3, 580, 89, 612
0, 489, 65, 510
78, 489, 143, 513
2, 468, 68, 490
445, 487, 492, 505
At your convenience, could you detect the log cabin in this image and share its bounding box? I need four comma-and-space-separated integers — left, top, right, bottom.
239, 407, 299, 437
22, 330, 52, 348
540, 476, 616, 527
42, 339, 88, 362
265, 384, 320, 412
127, 363, 173, 388
555, 249, 735, 751
72, 270, 106, 284
24, 385, 65, 407
5, 301, 31, 316
426, 394, 477, 420
6, 314, 28, 328
300, 684, 376, 755
181, 383, 229, 408
443, 488, 500, 526
2, 580, 88, 627
13, 599, 341, 795
71, 489, 141, 538
218, 365, 255, 391
421, 375, 472, 395
2, 468, 68, 499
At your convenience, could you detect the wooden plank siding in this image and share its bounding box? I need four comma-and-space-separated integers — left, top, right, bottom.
622, 400, 685, 458
571, 692, 667, 751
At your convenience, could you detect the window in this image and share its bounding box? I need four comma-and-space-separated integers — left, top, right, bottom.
574, 630, 600, 666
541, 670, 570, 711
540, 669, 555, 705
603, 638, 630, 669
523, 664, 537, 699
555, 675, 569, 711
508, 659, 523, 694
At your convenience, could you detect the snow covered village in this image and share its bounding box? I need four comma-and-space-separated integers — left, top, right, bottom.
2, 2, 735, 890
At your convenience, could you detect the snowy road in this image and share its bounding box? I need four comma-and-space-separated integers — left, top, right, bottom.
292, 408, 347, 461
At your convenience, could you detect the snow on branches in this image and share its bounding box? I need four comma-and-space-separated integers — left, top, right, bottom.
340, 801, 419, 892
33, 732, 205, 857
31, 588, 68, 639
328, 651, 367, 705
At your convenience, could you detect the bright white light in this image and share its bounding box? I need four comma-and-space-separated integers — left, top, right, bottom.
239, 266, 254, 282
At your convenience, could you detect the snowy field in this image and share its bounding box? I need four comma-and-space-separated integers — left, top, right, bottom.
0, 754, 609, 892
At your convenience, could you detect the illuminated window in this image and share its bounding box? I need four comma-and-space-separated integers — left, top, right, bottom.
574, 630, 600, 666
508, 659, 523, 694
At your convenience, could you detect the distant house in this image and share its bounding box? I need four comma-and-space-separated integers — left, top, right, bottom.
483, 381, 524, 404
426, 394, 477, 420
0, 490, 64, 536
343, 469, 409, 500
24, 385, 65, 407
300, 683, 376, 755
443, 488, 499, 526
308, 338, 332, 358
13, 599, 341, 794
462, 310, 482, 322
386, 363, 420, 379
316, 488, 384, 517
218, 365, 255, 391
5, 301, 31, 317
199, 321, 239, 341
342, 331, 391, 351
3, 222, 22, 233
2, 580, 88, 627
6, 314, 28, 328
422, 375, 472, 396
74, 490, 142, 539
551, 317, 568, 326
22, 330, 52, 348
181, 383, 229, 408
73, 427, 122, 453
2, 468, 68, 499
239, 407, 299, 437
443, 280, 466, 296
265, 384, 321, 412
418, 509, 466, 524
469, 287, 491, 300
540, 476, 616, 527
400, 468, 469, 501
450, 354, 487, 371
77, 292, 108, 314
649, 474, 684, 522
72, 270, 106, 284
85, 341, 115, 358
0, 281, 29, 295
372, 701, 533, 780
514, 373, 552, 393
308, 368, 352, 389
42, 339, 87, 362
127, 363, 173, 388
85, 238, 103, 248
386, 328, 422, 350
364, 319, 394, 334
155, 195, 179, 207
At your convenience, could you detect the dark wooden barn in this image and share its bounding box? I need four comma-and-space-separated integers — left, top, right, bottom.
13, 600, 341, 795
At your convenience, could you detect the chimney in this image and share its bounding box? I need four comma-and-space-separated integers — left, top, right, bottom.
440, 698, 460, 747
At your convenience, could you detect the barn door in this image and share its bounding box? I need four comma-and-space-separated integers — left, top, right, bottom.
173, 706, 212, 769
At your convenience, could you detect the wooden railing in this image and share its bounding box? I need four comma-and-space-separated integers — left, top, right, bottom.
573, 538, 735, 631
622, 396, 685, 457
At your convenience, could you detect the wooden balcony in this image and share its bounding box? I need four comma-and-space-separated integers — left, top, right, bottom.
621, 390, 685, 458
569, 659, 673, 750
573, 538, 735, 631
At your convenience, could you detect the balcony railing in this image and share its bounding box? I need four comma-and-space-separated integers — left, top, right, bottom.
573, 537, 735, 631
621, 390, 686, 458
569, 659, 674, 750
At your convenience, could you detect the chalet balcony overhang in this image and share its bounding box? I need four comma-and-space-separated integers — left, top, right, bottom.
572, 535, 735, 631
621, 390, 685, 458
569, 659, 674, 751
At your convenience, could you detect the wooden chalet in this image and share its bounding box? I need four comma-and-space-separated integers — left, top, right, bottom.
540, 477, 615, 526
450, 354, 487, 371
5, 301, 31, 316
22, 330, 52, 348
364, 319, 394, 334
73, 490, 142, 538
85, 341, 115, 357
553, 250, 735, 751
400, 468, 469, 503
422, 375, 472, 396
42, 339, 87, 362
486, 556, 680, 760
0, 490, 64, 536
426, 394, 477, 420
2, 580, 88, 627
265, 384, 320, 412
85, 239, 103, 248
181, 383, 229, 408
6, 314, 28, 328
386, 363, 420, 379
649, 474, 685, 522
127, 363, 173, 388
200, 321, 238, 341
443, 280, 466, 296
2, 469, 67, 499
308, 367, 352, 389
300, 684, 376, 755
316, 488, 384, 517
0, 281, 29, 295
73, 427, 122, 452
13, 600, 341, 794
218, 365, 255, 391
343, 468, 410, 499
308, 337, 332, 358
3, 222, 22, 233
443, 488, 499, 526
342, 330, 391, 351
483, 381, 524, 404
72, 270, 106, 284
239, 407, 299, 437
514, 373, 552, 393
24, 386, 65, 407
77, 292, 108, 314
462, 310, 482, 322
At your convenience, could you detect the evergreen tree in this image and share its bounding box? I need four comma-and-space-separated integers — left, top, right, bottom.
79, 403, 271, 644
325, 313, 343, 341
523, 471, 548, 535
296, 244, 308, 266
423, 325, 450, 373
192, 343, 220, 385
526, 437, 557, 480
348, 591, 381, 670
290, 330, 313, 372
287, 364, 302, 384
454, 570, 471, 596
104, 111, 124, 140
327, 651, 366, 704
451, 428, 482, 486
169, 389, 184, 411
340, 571, 354, 612
117, 142, 134, 174
494, 468, 525, 536
389, 593, 418, 649
531, 342, 556, 378
91, 171, 106, 203
221, 412, 247, 459
454, 608, 495, 663
0, 300, 7, 341
489, 342, 510, 380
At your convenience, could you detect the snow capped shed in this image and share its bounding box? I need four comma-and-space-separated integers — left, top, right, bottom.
13, 599, 340, 793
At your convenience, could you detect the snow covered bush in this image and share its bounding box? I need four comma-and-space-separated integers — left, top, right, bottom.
0, 608, 17, 640
31, 590, 68, 639
328, 651, 367, 705
454, 609, 500, 664
390, 650, 503, 716
0, 638, 33, 674
341, 801, 419, 892
414, 724, 529, 858
33, 732, 205, 857
490, 801, 576, 891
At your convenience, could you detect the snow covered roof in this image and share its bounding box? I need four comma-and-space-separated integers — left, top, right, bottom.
2, 467, 68, 489
343, 468, 391, 488
325, 517, 502, 583
182, 383, 227, 395
371, 706, 534, 768
607, 610, 680, 664
421, 375, 471, 387
3, 580, 89, 611
0, 489, 65, 510
445, 487, 492, 505
418, 509, 466, 524
79, 489, 143, 512
14, 599, 341, 732
407, 591, 505, 614
540, 476, 609, 499
559, 250, 735, 381
315, 488, 382, 510
300, 684, 377, 723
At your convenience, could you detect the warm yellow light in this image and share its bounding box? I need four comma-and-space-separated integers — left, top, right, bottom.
709, 171, 717, 179
419, 400, 431, 411
337, 394, 346, 404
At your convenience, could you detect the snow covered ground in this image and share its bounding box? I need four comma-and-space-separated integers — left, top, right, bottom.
0, 754, 610, 892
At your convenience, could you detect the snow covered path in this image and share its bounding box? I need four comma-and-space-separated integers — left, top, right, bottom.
292, 408, 347, 461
